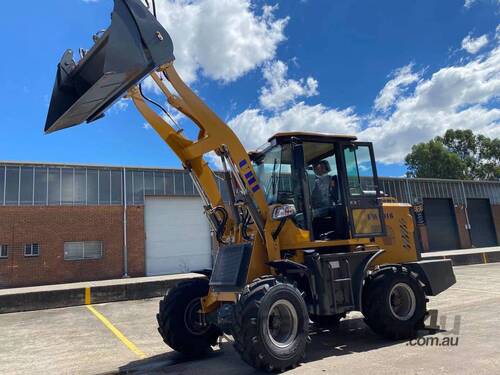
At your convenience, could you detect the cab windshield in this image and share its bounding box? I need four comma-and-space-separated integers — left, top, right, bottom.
253, 144, 307, 229
252, 145, 292, 205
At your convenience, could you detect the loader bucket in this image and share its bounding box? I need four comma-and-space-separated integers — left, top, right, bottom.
44, 0, 175, 134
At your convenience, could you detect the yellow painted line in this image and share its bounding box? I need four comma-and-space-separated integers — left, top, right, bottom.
84, 287, 91, 305
482, 252, 488, 264
86, 305, 147, 359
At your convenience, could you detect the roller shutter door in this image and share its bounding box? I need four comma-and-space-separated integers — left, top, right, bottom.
467, 199, 498, 248
424, 198, 460, 251
145, 196, 212, 275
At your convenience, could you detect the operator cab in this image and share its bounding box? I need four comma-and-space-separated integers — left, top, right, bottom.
251, 132, 386, 241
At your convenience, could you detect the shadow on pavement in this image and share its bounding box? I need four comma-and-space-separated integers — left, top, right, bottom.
117, 317, 440, 375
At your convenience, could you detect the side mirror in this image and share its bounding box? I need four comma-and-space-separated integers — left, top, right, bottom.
272, 204, 297, 221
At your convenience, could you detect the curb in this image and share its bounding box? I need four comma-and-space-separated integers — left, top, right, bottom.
0, 274, 204, 314
422, 251, 500, 266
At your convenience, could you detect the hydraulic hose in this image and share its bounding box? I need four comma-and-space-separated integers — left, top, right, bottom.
213, 206, 228, 245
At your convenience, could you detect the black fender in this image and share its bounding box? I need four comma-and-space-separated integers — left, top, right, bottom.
403, 259, 456, 296
360, 258, 456, 312
355, 249, 385, 311
267, 259, 313, 307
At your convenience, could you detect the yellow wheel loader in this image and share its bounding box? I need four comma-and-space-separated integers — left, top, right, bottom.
45, 1, 456, 372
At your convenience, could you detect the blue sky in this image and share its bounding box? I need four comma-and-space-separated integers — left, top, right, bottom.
1, 0, 498, 177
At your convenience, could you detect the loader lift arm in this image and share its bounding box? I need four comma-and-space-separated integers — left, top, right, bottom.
128, 66, 268, 240
44, 0, 281, 310
128, 66, 280, 289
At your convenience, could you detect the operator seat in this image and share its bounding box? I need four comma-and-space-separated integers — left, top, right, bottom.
311, 166, 336, 239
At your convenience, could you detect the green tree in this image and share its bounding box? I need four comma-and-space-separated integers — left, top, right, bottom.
405, 129, 499, 180
405, 140, 467, 179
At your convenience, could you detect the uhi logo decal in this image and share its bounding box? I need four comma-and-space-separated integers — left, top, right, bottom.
240, 159, 260, 193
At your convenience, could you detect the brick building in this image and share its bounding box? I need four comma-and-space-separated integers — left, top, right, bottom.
0, 161, 499, 288
0, 206, 144, 288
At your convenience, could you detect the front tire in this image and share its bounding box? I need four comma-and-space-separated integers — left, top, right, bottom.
362, 268, 426, 340
157, 278, 222, 357
233, 277, 309, 373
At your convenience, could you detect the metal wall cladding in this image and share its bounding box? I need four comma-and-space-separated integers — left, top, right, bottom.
467, 199, 497, 248
0, 164, 231, 206
423, 198, 461, 251
0, 163, 498, 207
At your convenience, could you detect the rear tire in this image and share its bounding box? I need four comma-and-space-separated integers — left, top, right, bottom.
157, 278, 222, 357
362, 268, 426, 340
233, 277, 309, 373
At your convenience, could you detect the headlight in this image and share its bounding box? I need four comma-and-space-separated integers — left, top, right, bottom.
272, 204, 297, 220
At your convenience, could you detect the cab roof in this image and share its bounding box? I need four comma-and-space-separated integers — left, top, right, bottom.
268, 132, 357, 144
249, 132, 359, 161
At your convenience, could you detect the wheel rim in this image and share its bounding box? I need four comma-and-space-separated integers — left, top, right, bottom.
184, 298, 210, 336
388, 282, 416, 321
264, 299, 299, 348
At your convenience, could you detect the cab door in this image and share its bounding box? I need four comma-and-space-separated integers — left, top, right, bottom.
340, 142, 386, 238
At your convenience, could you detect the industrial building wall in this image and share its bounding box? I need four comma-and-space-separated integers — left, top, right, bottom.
422, 198, 461, 251
467, 199, 498, 247
418, 201, 500, 251
378, 178, 499, 251
0, 206, 145, 288
0, 161, 499, 288
454, 204, 472, 249
493, 205, 500, 243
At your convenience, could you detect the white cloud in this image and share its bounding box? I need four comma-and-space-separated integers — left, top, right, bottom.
226, 44, 500, 166
464, 0, 500, 9
80, 1, 499, 171
360, 46, 500, 163
461, 33, 489, 54
259, 60, 318, 110
115, 98, 129, 111
374, 64, 420, 112
464, 0, 477, 8
110, 98, 129, 114
153, 0, 288, 84
228, 103, 360, 151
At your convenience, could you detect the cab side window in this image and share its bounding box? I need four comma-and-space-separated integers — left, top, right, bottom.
343, 145, 377, 196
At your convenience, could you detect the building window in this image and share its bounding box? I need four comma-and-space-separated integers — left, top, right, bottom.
25, 243, 40, 257
64, 241, 103, 260
0, 245, 8, 258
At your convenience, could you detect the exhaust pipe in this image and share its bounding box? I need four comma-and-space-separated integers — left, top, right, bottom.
45, 0, 174, 134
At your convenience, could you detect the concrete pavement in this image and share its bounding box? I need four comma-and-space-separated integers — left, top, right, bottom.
0, 263, 499, 374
